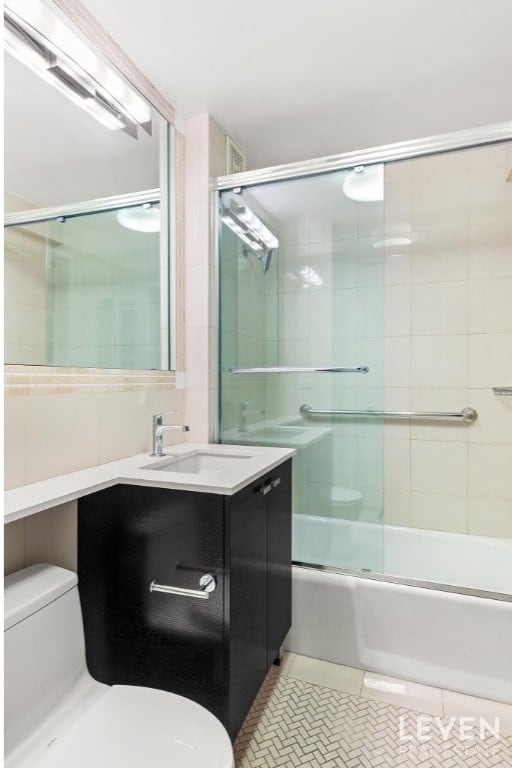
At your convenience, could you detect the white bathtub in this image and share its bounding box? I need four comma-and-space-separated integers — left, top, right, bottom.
286, 515, 512, 703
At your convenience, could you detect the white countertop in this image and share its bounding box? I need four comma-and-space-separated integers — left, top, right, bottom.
4, 443, 295, 525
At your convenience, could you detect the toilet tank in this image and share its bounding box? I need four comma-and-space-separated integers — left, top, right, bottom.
4, 564, 88, 757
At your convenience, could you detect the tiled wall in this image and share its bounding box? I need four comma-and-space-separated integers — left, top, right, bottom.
47, 214, 161, 369
383, 141, 512, 539
4, 193, 47, 365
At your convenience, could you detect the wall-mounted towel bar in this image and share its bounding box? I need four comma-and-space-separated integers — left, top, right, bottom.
492, 387, 512, 396
299, 404, 478, 422
228, 366, 369, 374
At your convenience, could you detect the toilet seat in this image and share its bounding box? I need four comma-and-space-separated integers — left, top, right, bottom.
35, 685, 234, 768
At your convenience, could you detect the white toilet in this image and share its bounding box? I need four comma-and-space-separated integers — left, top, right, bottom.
330, 486, 363, 520
4, 564, 234, 768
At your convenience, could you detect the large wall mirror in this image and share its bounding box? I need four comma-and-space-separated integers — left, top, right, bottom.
4, 0, 174, 371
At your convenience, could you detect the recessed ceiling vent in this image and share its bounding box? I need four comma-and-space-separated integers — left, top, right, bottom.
226, 135, 247, 175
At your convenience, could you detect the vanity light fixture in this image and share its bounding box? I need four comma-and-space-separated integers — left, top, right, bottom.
222, 203, 279, 251
117, 204, 160, 233
221, 199, 278, 272
4, 0, 152, 136
343, 164, 384, 203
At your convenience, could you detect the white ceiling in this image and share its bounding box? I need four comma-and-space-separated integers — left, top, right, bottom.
81, 0, 512, 169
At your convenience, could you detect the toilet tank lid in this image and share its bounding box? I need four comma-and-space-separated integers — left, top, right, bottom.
4, 564, 77, 631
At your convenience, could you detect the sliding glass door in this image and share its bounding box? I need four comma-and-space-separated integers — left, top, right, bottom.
219, 168, 385, 574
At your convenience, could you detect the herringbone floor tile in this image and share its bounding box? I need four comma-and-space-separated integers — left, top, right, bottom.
234, 666, 512, 768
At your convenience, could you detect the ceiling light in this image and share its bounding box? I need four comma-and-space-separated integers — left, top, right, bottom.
343, 164, 384, 203
4, 2, 151, 135
299, 266, 323, 287
117, 205, 160, 233
373, 237, 411, 248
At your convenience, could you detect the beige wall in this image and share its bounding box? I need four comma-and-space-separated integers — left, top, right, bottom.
183, 114, 227, 441
383, 141, 512, 538
4, 502, 77, 576
4, 193, 47, 365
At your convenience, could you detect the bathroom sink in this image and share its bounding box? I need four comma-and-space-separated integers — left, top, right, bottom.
143, 450, 254, 474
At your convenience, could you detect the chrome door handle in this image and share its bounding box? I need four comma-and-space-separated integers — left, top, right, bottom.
149, 573, 216, 600
256, 477, 281, 495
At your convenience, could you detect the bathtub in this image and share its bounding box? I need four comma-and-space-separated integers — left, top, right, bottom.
285, 515, 512, 703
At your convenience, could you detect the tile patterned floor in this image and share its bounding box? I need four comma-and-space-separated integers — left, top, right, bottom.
234, 663, 512, 768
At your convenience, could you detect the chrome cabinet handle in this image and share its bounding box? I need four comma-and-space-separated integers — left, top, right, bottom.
149, 573, 216, 600
256, 477, 280, 495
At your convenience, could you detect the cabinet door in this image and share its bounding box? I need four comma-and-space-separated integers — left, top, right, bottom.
78, 485, 225, 719
225, 479, 268, 739
266, 460, 292, 667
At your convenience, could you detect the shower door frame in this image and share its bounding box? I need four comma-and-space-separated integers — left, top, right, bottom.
213, 120, 512, 603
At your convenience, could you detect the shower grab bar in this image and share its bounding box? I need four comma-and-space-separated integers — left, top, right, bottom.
228, 366, 369, 374
299, 404, 478, 423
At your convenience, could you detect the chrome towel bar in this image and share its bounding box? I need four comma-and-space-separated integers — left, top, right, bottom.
299, 404, 478, 423
149, 573, 216, 600
228, 366, 369, 374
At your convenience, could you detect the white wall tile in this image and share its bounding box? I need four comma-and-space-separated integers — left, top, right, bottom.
185, 387, 210, 443
411, 172, 469, 232
385, 285, 410, 337
468, 277, 512, 333
4, 396, 27, 490
384, 438, 410, 491
24, 394, 100, 484
467, 389, 512, 445
410, 227, 468, 284
384, 338, 410, 388
411, 336, 468, 388
411, 282, 467, 336
468, 334, 512, 389
468, 444, 512, 501
469, 168, 512, 226
384, 249, 410, 286
384, 179, 412, 234
185, 264, 210, 328
411, 440, 467, 495
383, 490, 410, 526
467, 497, 512, 539
410, 491, 467, 534
468, 221, 512, 279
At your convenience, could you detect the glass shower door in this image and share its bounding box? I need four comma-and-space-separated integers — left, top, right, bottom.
219, 167, 385, 574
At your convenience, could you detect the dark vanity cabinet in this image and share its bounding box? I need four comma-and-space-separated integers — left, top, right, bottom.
77, 459, 291, 740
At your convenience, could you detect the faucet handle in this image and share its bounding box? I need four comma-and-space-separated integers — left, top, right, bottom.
153, 409, 177, 425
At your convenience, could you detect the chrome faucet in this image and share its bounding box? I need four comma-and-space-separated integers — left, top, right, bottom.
151, 411, 190, 456
238, 400, 263, 432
